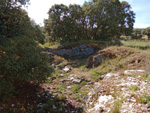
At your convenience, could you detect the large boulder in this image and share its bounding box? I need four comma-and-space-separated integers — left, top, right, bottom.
85, 54, 105, 68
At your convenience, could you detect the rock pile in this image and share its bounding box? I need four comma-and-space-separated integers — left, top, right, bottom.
45, 45, 94, 57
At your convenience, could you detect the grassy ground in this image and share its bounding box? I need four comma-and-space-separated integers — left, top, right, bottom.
121, 40, 150, 50
1, 40, 150, 112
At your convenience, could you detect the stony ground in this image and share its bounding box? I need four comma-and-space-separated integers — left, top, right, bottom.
0, 45, 150, 113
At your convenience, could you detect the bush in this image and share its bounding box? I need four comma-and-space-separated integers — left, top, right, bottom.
0, 2, 51, 101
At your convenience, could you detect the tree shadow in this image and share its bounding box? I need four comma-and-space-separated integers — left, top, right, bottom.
0, 81, 83, 113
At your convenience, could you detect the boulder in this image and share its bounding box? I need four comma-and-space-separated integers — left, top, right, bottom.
124, 70, 146, 75
86, 54, 105, 68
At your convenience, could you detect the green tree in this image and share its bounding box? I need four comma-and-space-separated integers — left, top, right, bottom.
44, 0, 135, 42
144, 27, 150, 38
0, 0, 50, 101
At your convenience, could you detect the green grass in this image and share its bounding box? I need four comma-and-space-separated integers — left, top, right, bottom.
72, 81, 87, 93
112, 100, 121, 113
141, 74, 150, 80
91, 69, 102, 79
56, 85, 66, 92
140, 95, 150, 104
122, 40, 150, 50
76, 90, 89, 101
129, 85, 140, 91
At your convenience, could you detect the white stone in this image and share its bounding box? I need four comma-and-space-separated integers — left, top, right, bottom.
59, 74, 64, 77
11, 104, 15, 107
124, 70, 146, 75
63, 66, 70, 72
53, 105, 57, 110
104, 73, 119, 79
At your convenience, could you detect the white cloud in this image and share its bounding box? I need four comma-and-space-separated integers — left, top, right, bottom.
134, 23, 150, 28
24, 0, 83, 25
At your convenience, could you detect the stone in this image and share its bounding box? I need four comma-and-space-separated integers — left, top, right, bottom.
59, 74, 64, 77
44, 45, 94, 57
104, 73, 119, 79
86, 54, 105, 68
124, 70, 146, 75
53, 105, 57, 110
0, 107, 3, 110
11, 104, 15, 107
93, 54, 105, 67
63, 66, 70, 72
72, 78, 83, 84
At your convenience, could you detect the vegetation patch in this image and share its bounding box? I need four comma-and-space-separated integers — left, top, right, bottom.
140, 95, 150, 104
129, 85, 140, 91
72, 81, 87, 93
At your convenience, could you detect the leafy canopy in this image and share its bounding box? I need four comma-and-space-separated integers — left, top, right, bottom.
44, 0, 135, 42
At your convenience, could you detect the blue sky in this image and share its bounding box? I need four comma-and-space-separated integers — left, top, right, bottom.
25, 0, 150, 28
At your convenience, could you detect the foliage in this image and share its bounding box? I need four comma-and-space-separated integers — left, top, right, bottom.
44, 0, 135, 42
129, 85, 139, 91
56, 85, 66, 92
0, 1, 50, 101
72, 81, 87, 93
91, 69, 101, 79
144, 27, 150, 38
140, 95, 150, 104
112, 100, 121, 113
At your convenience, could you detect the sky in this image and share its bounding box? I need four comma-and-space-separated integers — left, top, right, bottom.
24, 0, 150, 28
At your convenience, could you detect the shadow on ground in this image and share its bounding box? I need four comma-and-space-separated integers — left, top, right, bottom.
0, 81, 83, 113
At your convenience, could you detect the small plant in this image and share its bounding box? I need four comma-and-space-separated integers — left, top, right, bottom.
112, 100, 121, 113
141, 74, 150, 80
140, 95, 150, 104
72, 81, 87, 93
75, 90, 89, 101
91, 69, 101, 79
59, 94, 66, 100
129, 85, 140, 91
56, 85, 65, 92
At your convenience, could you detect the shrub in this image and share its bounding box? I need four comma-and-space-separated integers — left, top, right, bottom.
72, 81, 87, 93
129, 85, 140, 91
140, 95, 150, 104
0, 3, 51, 101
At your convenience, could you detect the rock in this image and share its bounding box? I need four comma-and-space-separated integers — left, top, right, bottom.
86, 95, 114, 113
93, 54, 105, 67
67, 86, 72, 89
44, 45, 94, 57
104, 73, 119, 79
0, 107, 3, 110
11, 104, 15, 107
37, 103, 43, 108
58, 74, 64, 77
53, 105, 57, 110
124, 70, 146, 75
63, 66, 70, 72
72, 78, 83, 84
86, 54, 105, 68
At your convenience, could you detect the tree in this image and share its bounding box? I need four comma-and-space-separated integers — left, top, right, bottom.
144, 27, 150, 38
0, 0, 50, 101
45, 0, 135, 42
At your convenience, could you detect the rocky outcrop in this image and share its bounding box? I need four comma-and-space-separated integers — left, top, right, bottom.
44, 45, 94, 57
85, 54, 106, 68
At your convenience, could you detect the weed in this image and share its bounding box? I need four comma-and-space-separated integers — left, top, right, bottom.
141, 74, 150, 80
140, 95, 150, 104
91, 69, 101, 79
76, 90, 89, 101
112, 100, 121, 113
129, 85, 140, 91
56, 85, 65, 92
68, 92, 72, 95
72, 81, 87, 93
59, 94, 66, 100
